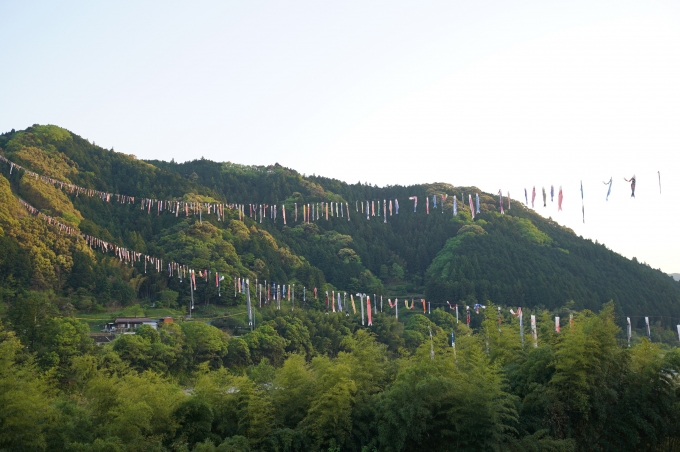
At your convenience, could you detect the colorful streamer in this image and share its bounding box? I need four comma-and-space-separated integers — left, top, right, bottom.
603, 177, 612, 201
624, 175, 636, 198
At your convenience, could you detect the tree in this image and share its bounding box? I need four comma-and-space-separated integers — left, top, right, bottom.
84, 371, 185, 448
545, 304, 627, 448
242, 325, 289, 366
180, 322, 229, 369
7, 290, 58, 350
0, 325, 55, 451
158, 289, 179, 308
173, 397, 220, 448
391, 263, 404, 281
37, 316, 93, 378
377, 335, 517, 451
379, 264, 389, 281
266, 316, 313, 358
271, 354, 316, 429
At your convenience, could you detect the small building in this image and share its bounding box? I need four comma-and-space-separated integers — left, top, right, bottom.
159, 316, 174, 325
103, 317, 157, 333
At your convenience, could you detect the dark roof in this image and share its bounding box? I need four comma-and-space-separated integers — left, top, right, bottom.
114, 317, 154, 323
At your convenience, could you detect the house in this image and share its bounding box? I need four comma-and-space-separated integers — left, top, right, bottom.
103, 317, 157, 333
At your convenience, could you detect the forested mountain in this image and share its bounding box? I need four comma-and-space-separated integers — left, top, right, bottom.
2, 124, 677, 320
2, 124, 680, 451
152, 157, 680, 323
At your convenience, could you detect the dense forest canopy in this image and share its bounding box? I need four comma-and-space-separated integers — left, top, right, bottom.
1, 124, 680, 451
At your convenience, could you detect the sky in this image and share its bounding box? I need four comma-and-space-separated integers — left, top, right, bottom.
1, 1, 679, 274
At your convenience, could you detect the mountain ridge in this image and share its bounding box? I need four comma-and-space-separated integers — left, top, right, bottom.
1, 124, 679, 324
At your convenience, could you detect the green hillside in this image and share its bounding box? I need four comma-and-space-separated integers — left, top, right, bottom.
2, 124, 680, 451
151, 154, 680, 323
1, 124, 679, 324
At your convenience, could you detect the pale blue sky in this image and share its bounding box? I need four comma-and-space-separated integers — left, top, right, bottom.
1, 1, 679, 274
